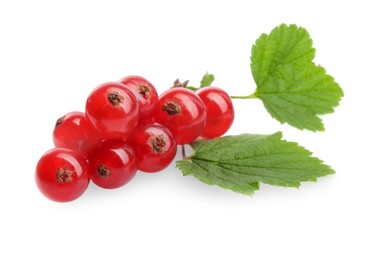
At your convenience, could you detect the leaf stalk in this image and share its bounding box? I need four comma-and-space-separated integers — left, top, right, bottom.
230, 92, 257, 99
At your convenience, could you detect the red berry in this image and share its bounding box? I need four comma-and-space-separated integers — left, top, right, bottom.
196, 87, 234, 138
88, 140, 137, 189
85, 82, 139, 140
127, 123, 177, 173
154, 88, 206, 144
118, 75, 158, 121
35, 148, 89, 202
53, 111, 99, 158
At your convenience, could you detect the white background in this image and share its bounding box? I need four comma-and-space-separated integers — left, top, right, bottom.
1, 0, 381, 259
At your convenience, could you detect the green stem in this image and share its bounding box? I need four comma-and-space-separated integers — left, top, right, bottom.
185, 86, 199, 91
230, 92, 257, 99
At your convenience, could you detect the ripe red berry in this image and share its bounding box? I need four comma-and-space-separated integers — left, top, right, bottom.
53, 111, 99, 158
118, 75, 158, 121
88, 140, 137, 189
85, 82, 139, 140
127, 123, 177, 173
35, 148, 90, 202
196, 87, 234, 138
154, 88, 206, 144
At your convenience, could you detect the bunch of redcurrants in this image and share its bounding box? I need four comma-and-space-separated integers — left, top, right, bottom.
35, 75, 235, 202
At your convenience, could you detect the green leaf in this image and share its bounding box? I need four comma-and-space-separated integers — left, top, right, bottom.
251, 24, 344, 131
200, 72, 215, 87
176, 132, 334, 195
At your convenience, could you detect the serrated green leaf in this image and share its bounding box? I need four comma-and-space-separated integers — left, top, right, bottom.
251, 24, 344, 131
176, 132, 334, 195
200, 72, 215, 87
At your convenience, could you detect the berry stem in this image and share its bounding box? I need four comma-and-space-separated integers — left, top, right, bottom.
185, 86, 199, 91
181, 145, 187, 160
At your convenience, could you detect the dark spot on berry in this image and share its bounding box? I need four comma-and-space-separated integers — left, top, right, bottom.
138, 84, 152, 99
148, 135, 166, 153
55, 116, 65, 128
162, 101, 181, 115
56, 167, 73, 184
107, 92, 124, 106
97, 164, 111, 178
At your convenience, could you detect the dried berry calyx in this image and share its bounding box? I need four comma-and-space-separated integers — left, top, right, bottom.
148, 135, 166, 153
107, 92, 124, 106
56, 167, 73, 183
97, 164, 111, 178
162, 101, 181, 115
138, 84, 152, 99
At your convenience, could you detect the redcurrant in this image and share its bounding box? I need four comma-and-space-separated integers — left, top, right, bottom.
127, 123, 177, 173
85, 82, 139, 140
118, 75, 158, 121
154, 88, 206, 144
88, 140, 137, 189
196, 87, 234, 138
35, 148, 89, 202
53, 111, 99, 158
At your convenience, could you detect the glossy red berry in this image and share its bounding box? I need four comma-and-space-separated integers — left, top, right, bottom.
35, 148, 90, 202
127, 123, 177, 173
85, 82, 139, 140
88, 140, 137, 189
196, 87, 234, 138
53, 111, 99, 158
118, 75, 158, 121
154, 88, 206, 144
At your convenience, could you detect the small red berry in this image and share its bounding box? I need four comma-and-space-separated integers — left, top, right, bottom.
35, 148, 90, 202
196, 87, 234, 138
127, 123, 177, 173
85, 82, 139, 140
118, 75, 158, 121
88, 140, 137, 189
53, 111, 99, 158
154, 87, 206, 144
